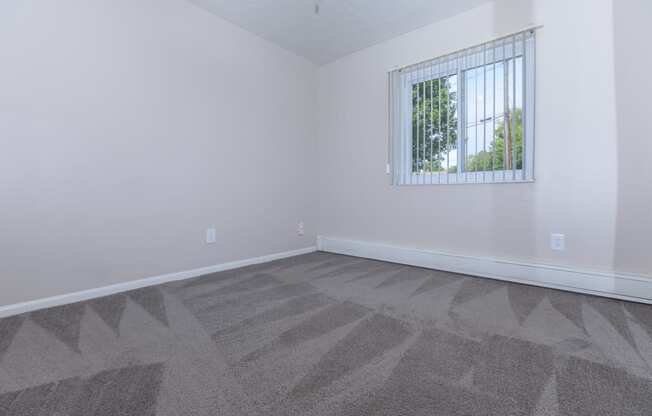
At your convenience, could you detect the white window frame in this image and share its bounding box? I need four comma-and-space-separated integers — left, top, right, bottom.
389, 29, 536, 186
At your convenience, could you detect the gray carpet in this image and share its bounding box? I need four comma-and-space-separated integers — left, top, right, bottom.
1, 252, 651, 415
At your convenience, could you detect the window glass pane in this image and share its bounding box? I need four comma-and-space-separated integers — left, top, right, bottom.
515, 56, 524, 170
477, 67, 486, 125
507, 57, 515, 170
504, 57, 524, 171
464, 57, 524, 173
466, 126, 478, 172
492, 115, 507, 171
485, 64, 496, 172
411, 74, 457, 174
440, 75, 458, 173
411, 81, 420, 172
494, 62, 505, 118
445, 74, 458, 173
466, 69, 476, 124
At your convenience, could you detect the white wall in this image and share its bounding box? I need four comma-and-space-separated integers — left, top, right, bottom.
317, 0, 624, 274
0, 0, 317, 306
613, 0, 652, 275
2, 0, 648, 308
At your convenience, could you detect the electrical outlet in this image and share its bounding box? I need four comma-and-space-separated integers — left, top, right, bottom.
206, 228, 217, 244
550, 233, 565, 251
297, 221, 305, 237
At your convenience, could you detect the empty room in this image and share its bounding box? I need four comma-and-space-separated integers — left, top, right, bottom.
1, 0, 651, 414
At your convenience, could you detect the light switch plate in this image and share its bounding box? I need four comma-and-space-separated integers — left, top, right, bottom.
206, 228, 217, 244
550, 233, 565, 251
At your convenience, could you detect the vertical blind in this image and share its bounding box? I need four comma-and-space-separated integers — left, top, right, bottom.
389, 28, 536, 185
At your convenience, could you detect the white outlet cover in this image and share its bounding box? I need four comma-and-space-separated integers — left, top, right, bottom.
297, 222, 305, 236
206, 228, 217, 244
550, 233, 565, 251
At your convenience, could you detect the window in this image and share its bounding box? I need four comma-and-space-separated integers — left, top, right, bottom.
389, 29, 536, 185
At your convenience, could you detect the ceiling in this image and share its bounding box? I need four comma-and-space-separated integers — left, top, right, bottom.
188, 0, 490, 65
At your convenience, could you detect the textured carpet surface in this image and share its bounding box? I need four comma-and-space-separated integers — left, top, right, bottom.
1, 252, 651, 415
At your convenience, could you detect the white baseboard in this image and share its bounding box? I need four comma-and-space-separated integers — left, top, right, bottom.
0, 246, 317, 319
317, 236, 652, 304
